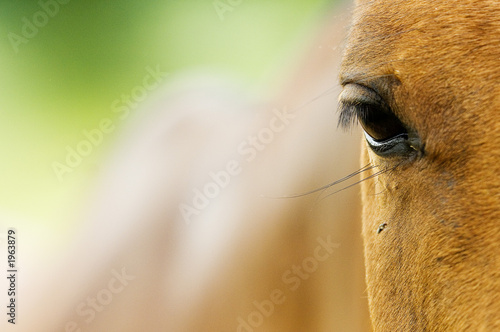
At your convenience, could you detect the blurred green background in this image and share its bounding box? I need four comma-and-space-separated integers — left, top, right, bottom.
0, 0, 336, 232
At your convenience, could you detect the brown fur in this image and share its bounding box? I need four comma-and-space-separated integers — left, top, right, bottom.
340, 0, 500, 330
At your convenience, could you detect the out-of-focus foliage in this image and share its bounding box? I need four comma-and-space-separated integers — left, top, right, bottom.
0, 0, 334, 229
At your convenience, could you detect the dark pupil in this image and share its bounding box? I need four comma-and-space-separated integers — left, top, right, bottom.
359, 106, 407, 142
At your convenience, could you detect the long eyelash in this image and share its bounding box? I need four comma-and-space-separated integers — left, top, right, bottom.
277, 163, 376, 199
264, 160, 403, 222
337, 102, 359, 130
318, 160, 402, 201
337, 101, 374, 131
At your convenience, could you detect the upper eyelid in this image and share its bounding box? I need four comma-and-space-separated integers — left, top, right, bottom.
338, 83, 384, 106
337, 84, 385, 130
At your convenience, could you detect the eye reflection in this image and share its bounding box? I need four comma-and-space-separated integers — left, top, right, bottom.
338, 83, 420, 158
358, 104, 407, 142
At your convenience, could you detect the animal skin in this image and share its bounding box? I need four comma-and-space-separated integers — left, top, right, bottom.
340, 0, 500, 330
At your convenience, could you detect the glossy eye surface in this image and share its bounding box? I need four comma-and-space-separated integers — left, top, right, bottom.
338, 83, 421, 158
357, 104, 407, 142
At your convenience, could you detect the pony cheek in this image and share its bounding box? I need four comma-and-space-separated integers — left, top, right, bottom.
359, 144, 382, 239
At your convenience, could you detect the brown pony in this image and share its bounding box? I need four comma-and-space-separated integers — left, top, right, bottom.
339, 0, 500, 330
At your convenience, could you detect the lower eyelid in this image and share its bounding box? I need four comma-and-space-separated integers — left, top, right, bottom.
364, 131, 385, 148
364, 131, 409, 153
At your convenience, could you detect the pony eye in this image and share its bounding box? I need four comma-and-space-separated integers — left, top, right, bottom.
357, 104, 407, 142
338, 83, 421, 158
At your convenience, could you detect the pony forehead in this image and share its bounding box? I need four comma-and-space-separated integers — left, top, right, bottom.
342, 0, 499, 75
351, 0, 499, 31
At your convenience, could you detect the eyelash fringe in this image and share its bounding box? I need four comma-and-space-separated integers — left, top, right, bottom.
337, 102, 373, 131
337, 102, 358, 130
